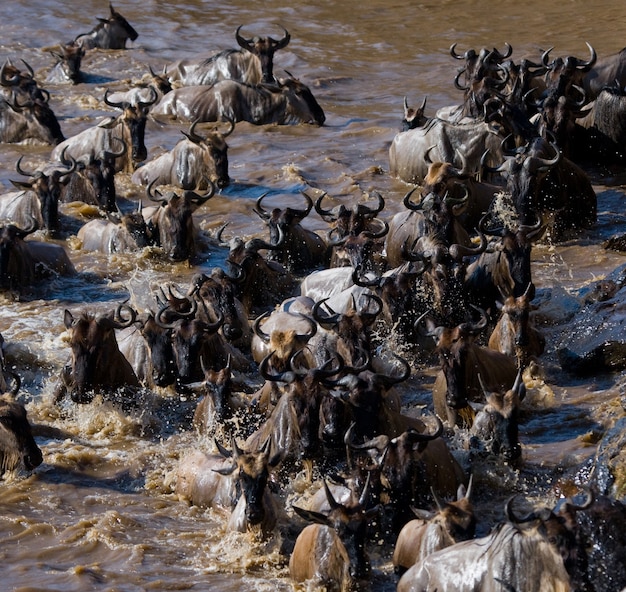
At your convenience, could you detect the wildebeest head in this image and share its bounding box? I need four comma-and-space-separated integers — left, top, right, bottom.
276, 75, 326, 125
181, 119, 233, 189
401, 96, 428, 131
192, 268, 248, 343
425, 308, 488, 410
0, 222, 37, 290
147, 179, 215, 261
293, 477, 380, 580
63, 303, 137, 403
10, 149, 77, 234
66, 138, 125, 212
0, 397, 43, 476
103, 87, 157, 169
214, 435, 281, 526
75, 3, 139, 50
48, 42, 85, 84
473, 369, 525, 461
235, 25, 290, 84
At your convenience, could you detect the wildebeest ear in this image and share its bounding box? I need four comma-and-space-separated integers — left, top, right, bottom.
9, 179, 32, 190
292, 504, 330, 527
63, 309, 75, 328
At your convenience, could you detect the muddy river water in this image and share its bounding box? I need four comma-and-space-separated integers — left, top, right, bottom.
1, 0, 626, 590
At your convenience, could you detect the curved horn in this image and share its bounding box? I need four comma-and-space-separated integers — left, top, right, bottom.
113, 303, 137, 328
313, 191, 335, 219
235, 25, 253, 51
253, 192, 271, 220
454, 68, 469, 91
573, 42, 597, 71
182, 120, 204, 144
312, 298, 341, 326
103, 88, 126, 110
15, 155, 38, 178
146, 179, 167, 204
252, 310, 271, 343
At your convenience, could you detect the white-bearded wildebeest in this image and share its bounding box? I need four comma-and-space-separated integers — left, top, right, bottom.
151, 76, 325, 126
143, 179, 215, 262
175, 436, 282, 538
51, 87, 158, 173
166, 25, 290, 86
397, 492, 595, 592
53, 303, 140, 404
77, 205, 150, 254
392, 476, 475, 575
131, 119, 232, 190
45, 41, 85, 85
0, 150, 77, 236
73, 3, 138, 50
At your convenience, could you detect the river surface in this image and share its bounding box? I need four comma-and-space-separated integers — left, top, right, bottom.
1, 1, 626, 590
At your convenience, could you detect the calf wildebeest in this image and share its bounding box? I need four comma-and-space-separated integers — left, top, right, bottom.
45, 41, 85, 85
0, 396, 44, 478
143, 179, 215, 262
77, 206, 150, 254
397, 492, 594, 592
0, 151, 77, 235
392, 476, 475, 575
51, 87, 158, 173
175, 436, 282, 537
167, 25, 291, 86
488, 284, 545, 368
0, 222, 76, 293
131, 119, 232, 190
290, 478, 380, 591
151, 76, 326, 126
53, 303, 140, 404
470, 369, 526, 462
253, 191, 328, 273
74, 3, 139, 50
424, 309, 518, 428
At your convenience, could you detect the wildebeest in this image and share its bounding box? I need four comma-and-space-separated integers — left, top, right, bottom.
483, 135, 597, 241
396, 492, 593, 592
53, 303, 140, 404
0, 92, 65, 145
175, 436, 282, 537
424, 309, 518, 428
218, 226, 297, 317
392, 476, 475, 575
290, 478, 380, 591
45, 41, 86, 85
74, 3, 139, 50
50, 87, 158, 173
167, 25, 291, 86
143, 179, 215, 262
253, 191, 328, 272
151, 76, 325, 126
77, 205, 150, 254
470, 369, 526, 461
388, 111, 504, 184
0, 396, 43, 478
0, 222, 76, 293
488, 284, 545, 367
131, 119, 232, 190
58, 139, 124, 212
0, 151, 77, 235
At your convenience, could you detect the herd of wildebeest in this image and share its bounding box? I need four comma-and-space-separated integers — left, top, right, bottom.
2, 3, 626, 591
